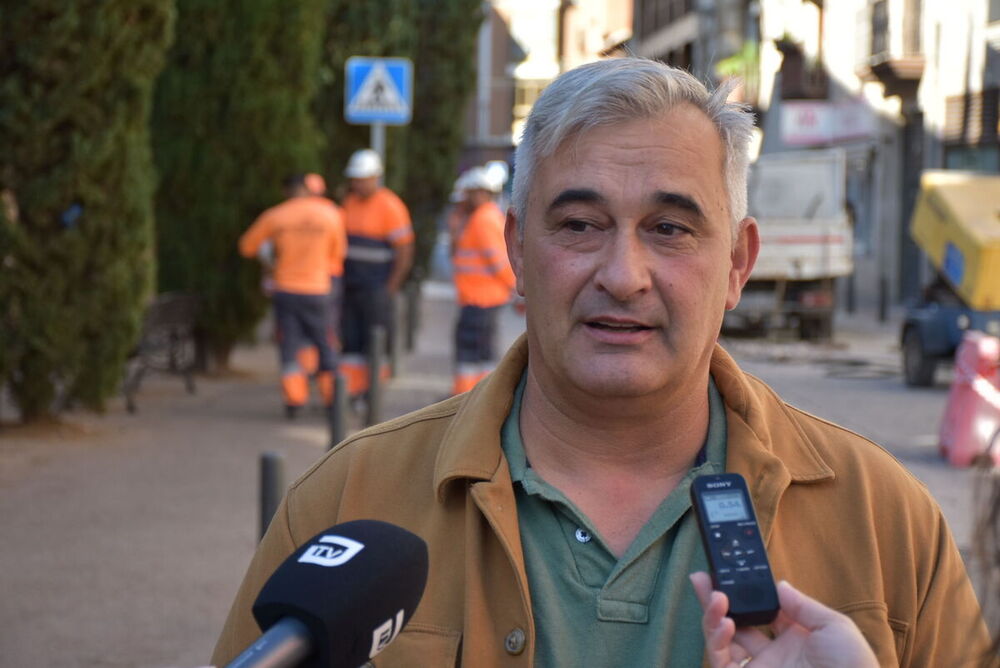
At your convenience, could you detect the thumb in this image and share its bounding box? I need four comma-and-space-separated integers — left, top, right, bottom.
775, 580, 850, 631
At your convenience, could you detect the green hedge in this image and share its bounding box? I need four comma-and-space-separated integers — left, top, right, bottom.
0, 1, 175, 421
152, 0, 327, 368
316, 0, 482, 276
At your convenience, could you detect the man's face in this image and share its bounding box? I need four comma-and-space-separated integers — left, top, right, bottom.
505, 104, 758, 403
466, 188, 492, 208
349, 176, 379, 198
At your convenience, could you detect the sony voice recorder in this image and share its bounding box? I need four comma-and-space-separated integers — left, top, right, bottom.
691, 472, 780, 626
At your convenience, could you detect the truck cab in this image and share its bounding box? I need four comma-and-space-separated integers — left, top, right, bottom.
724, 147, 853, 340
901, 171, 1000, 386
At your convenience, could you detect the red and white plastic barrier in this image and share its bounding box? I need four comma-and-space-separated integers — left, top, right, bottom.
939, 330, 1000, 467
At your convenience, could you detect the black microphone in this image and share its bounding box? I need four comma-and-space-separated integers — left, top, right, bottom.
225, 520, 429, 668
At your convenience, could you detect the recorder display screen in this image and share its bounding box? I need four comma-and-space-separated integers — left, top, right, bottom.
703, 491, 750, 523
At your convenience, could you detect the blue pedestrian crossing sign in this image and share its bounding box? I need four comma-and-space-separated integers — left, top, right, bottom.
345, 57, 413, 125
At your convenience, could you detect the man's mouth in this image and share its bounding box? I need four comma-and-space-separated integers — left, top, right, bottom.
586, 320, 652, 332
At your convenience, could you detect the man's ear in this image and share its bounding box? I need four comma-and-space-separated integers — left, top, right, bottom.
504, 208, 526, 297
725, 217, 760, 310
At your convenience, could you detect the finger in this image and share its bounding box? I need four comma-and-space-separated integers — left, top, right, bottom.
731, 626, 774, 657
770, 608, 797, 635
703, 594, 742, 668
689, 572, 714, 610
775, 580, 847, 631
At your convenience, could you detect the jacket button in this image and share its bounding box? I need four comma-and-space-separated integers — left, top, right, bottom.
504, 627, 526, 655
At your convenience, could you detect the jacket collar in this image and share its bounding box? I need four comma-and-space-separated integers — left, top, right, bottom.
434, 337, 835, 508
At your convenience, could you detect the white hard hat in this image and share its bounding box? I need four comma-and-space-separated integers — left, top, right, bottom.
344, 149, 383, 178
449, 170, 474, 203
484, 160, 509, 188
463, 166, 503, 193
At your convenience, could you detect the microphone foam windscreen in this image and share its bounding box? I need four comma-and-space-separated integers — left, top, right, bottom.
253, 519, 429, 668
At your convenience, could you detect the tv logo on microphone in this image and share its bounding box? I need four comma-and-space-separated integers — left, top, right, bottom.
297, 535, 365, 567
369, 609, 405, 658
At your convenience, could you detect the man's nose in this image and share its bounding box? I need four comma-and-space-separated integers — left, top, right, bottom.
594, 232, 652, 300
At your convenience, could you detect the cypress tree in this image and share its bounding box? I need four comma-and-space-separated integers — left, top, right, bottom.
315, 0, 482, 275
315, 0, 418, 196
0, 1, 175, 421
404, 0, 483, 275
152, 0, 327, 369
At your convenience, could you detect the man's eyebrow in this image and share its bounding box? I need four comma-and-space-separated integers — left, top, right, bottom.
547, 188, 607, 212
653, 191, 703, 217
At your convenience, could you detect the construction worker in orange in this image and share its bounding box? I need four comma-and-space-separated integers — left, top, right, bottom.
340, 149, 414, 401
293, 173, 346, 379
238, 174, 347, 419
451, 165, 516, 394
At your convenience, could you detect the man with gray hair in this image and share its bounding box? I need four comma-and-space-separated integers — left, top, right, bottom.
212, 59, 990, 667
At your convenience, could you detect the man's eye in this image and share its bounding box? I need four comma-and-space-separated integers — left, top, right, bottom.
564, 219, 591, 232
654, 222, 686, 236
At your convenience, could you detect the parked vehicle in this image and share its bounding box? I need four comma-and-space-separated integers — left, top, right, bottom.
724, 148, 853, 340
901, 170, 1000, 386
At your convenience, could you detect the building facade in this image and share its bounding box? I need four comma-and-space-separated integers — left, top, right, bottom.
460, 0, 633, 171
631, 0, 1000, 317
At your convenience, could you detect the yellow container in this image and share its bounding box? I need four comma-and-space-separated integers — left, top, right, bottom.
910, 170, 1000, 310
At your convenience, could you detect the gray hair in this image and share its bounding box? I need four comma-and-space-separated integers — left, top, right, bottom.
511, 58, 755, 237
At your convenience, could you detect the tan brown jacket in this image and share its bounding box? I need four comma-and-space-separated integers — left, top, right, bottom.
212, 338, 991, 667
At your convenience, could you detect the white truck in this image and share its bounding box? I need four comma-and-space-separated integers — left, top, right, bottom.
724, 147, 854, 340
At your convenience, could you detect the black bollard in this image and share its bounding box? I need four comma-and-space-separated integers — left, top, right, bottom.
366, 326, 386, 427
260, 451, 285, 540
328, 371, 347, 450
390, 292, 401, 377
878, 274, 889, 323
404, 280, 420, 353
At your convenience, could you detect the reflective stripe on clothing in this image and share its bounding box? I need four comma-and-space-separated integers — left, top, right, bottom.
452, 201, 515, 307
454, 305, 500, 364
280, 373, 309, 407
272, 292, 338, 406
452, 305, 500, 396
452, 367, 491, 395
340, 284, 394, 397
343, 187, 413, 289
453, 263, 510, 277
344, 235, 396, 287
339, 354, 369, 397
345, 243, 395, 263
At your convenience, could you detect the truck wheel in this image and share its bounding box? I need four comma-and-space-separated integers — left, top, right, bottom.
902, 328, 936, 387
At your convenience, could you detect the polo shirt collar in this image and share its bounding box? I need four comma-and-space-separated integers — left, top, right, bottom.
434, 337, 836, 505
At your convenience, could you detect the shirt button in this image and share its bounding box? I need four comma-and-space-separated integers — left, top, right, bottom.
504, 627, 526, 655
575, 528, 591, 543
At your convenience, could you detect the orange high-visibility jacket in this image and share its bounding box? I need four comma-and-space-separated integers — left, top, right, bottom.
238, 196, 346, 294
452, 201, 516, 307
342, 188, 413, 289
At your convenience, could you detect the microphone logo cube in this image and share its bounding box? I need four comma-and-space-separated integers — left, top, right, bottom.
369, 609, 405, 659
297, 535, 365, 567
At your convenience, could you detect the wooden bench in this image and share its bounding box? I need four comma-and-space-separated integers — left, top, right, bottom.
122, 293, 200, 413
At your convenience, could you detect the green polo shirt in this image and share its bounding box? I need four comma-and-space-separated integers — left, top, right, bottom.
502, 374, 727, 667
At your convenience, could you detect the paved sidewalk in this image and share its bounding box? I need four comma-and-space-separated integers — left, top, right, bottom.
0, 288, 921, 668
0, 287, 517, 668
